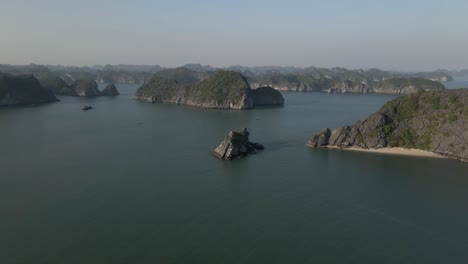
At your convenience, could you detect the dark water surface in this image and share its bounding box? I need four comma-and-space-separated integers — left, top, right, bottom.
1, 85, 467, 264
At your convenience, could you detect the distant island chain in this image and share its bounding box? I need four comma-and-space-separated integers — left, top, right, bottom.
1, 64, 466, 162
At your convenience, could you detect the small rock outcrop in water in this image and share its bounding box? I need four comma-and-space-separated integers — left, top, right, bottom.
213, 128, 265, 160
0, 73, 58, 106
100, 83, 120, 96
307, 89, 468, 162
134, 70, 285, 110
82, 105, 93, 111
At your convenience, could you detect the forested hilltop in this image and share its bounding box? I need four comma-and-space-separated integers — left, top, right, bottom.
308, 89, 468, 162
134, 70, 284, 110
0, 72, 58, 106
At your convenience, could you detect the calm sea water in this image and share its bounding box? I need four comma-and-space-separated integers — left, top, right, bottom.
443, 76, 468, 89
1, 84, 467, 264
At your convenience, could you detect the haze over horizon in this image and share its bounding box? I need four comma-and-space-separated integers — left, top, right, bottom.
1, 0, 467, 71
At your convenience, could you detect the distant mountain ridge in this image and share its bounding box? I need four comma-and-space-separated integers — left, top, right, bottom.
0, 64, 456, 95
438, 69, 468, 78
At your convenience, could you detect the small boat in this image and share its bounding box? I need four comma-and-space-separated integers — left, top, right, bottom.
82, 105, 93, 111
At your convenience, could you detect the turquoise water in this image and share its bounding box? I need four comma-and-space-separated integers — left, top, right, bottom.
1, 84, 467, 264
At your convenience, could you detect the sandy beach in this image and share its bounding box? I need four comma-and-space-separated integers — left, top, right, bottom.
321, 146, 447, 159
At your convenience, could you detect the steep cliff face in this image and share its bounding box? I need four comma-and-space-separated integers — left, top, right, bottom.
135, 71, 284, 110
57, 86, 78, 96
326, 80, 373, 93
38, 76, 69, 94
371, 78, 445, 94
56, 71, 96, 85
251, 87, 285, 106
51, 78, 120, 97
308, 89, 468, 162
100, 83, 120, 96
325, 78, 444, 94
0, 73, 58, 106
251, 70, 446, 95
34, 72, 69, 94
68, 78, 101, 97
212, 128, 264, 160
250, 75, 332, 92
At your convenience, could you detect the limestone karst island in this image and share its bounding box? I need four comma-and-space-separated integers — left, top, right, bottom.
1, 64, 466, 163
1, 1, 468, 263
307, 89, 467, 162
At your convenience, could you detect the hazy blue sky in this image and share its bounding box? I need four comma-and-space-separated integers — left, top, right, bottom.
1, 0, 467, 71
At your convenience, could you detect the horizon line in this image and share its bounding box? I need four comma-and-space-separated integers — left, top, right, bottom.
1, 62, 466, 73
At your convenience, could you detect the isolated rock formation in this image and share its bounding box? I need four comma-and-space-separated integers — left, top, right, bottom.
212, 128, 264, 160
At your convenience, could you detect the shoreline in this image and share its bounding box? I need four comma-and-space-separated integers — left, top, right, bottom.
311, 145, 447, 159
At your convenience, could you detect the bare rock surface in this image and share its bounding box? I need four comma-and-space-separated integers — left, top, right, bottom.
213, 128, 264, 160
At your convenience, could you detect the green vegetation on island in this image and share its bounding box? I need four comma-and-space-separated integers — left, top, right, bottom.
70, 78, 101, 97
308, 89, 468, 162
135, 70, 284, 109
0, 64, 453, 95
0, 72, 58, 106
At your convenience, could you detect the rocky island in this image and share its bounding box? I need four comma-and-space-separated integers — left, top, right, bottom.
0, 64, 455, 94
0, 73, 58, 107
251, 86, 285, 106
70, 78, 101, 97
249, 67, 448, 94
325, 78, 445, 94
100, 83, 120, 96
54, 79, 120, 97
213, 128, 264, 160
307, 89, 468, 162
135, 70, 284, 109
35, 72, 69, 94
